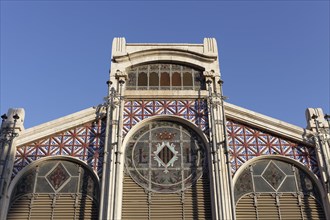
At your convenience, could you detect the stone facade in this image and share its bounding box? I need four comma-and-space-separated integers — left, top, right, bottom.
0, 38, 329, 220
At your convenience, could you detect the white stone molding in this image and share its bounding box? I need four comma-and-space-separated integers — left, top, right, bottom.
15, 107, 101, 146
224, 102, 314, 145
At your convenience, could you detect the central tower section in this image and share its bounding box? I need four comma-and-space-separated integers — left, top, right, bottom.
100, 38, 234, 220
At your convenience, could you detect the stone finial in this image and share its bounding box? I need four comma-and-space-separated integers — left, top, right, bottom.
306, 108, 329, 129
203, 38, 218, 56
112, 37, 127, 57
1, 108, 25, 131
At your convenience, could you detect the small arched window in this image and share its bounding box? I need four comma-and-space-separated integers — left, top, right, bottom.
172, 72, 181, 89
234, 159, 326, 219
160, 72, 170, 88
7, 159, 99, 219
138, 72, 148, 87
126, 63, 205, 90
149, 72, 159, 88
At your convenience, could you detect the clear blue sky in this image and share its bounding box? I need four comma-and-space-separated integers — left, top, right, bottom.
1, 1, 329, 128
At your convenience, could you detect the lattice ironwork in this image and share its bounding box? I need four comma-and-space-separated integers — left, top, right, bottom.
14, 119, 106, 177
123, 100, 208, 136
227, 120, 319, 177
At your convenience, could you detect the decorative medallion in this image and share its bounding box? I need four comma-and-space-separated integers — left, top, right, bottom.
262, 161, 285, 190
125, 121, 206, 193
46, 163, 70, 190
153, 142, 178, 173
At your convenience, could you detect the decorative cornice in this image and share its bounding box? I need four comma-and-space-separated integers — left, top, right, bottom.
112, 48, 217, 64
224, 102, 314, 145
15, 107, 100, 146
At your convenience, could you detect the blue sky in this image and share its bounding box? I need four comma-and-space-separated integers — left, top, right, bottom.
1, 1, 329, 128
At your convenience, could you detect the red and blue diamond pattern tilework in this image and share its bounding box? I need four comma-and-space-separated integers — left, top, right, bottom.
14, 119, 106, 177
123, 100, 209, 136
227, 120, 319, 178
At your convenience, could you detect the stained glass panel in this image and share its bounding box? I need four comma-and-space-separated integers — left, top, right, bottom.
125, 121, 206, 193
235, 159, 321, 203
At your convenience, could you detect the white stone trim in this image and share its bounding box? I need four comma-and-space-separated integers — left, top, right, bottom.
15, 107, 101, 146
224, 102, 314, 145
14, 102, 314, 147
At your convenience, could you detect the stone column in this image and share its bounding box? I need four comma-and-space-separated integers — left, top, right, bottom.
99, 70, 127, 220
306, 108, 330, 206
0, 108, 25, 220
112, 70, 127, 220
204, 70, 235, 220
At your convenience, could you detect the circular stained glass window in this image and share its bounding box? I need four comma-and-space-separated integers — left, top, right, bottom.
125, 121, 206, 193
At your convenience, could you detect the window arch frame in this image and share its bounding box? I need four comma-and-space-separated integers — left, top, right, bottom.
116, 115, 214, 219
5, 156, 100, 219
119, 115, 214, 219
232, 155, 330, 218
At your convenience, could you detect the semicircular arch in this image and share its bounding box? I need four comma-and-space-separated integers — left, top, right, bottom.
122, 115, 210, 152
233, 155, 329, 219
6, 156, 100, 220
114, 48, 217, 70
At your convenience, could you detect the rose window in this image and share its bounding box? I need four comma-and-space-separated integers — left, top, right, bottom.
125, 121, 206, 193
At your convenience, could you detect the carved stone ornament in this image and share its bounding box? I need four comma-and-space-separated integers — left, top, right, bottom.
115, 69, 128, 80
203, 70, 216, 78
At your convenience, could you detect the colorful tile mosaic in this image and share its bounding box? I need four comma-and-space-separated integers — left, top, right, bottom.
226, 120, 319, 178
14, 119, 106, 177
123, 100, 209, 135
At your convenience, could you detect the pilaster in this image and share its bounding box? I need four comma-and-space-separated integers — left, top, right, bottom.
206, 73, 235, 220
0, 108, 25, 220
306, 108, 330, 213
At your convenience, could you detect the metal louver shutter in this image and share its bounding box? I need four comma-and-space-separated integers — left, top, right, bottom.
184, 176, 212, 219
257, 194, 279, 219
7, 193, 98, 220
279, 194, 303, 219
301, 196, 326, 219
122, 175, 212, 220
236, 193, 326, 220
122, 175, 149, 219
236, 195, 257, 219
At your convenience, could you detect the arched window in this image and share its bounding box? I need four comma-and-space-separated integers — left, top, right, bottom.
183, 72, 193, 88
122, 121, 212, 219
172, 72, 181, 89
234, 159, 326, 219
126, 63, 205, 90
138, 72, 148, 87
149, 72, 159, 88
7, 159, 99, 220
160, 72, 170, 88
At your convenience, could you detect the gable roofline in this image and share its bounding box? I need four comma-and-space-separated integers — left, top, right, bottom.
14, 103, 314, 147
224, 102, 313, 145
15, 107, 100, 146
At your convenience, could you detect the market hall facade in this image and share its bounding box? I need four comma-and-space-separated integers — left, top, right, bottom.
1, 38, 329, 220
